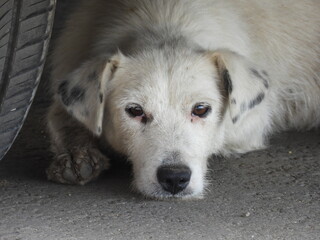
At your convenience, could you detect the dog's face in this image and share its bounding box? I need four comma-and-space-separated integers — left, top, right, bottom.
58, 48, 269, 199
104, 49, 226, 199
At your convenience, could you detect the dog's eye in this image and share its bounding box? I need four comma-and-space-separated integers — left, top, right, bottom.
192, 103, 211, 118
126, 104, 145, 117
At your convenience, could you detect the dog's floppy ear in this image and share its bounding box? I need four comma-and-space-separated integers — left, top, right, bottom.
56, 54, 122, 135
212, 50, 269, 124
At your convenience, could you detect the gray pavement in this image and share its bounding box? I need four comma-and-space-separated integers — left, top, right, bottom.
0, 1, 319, 239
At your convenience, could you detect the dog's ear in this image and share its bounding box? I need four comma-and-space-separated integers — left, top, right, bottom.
212, 50, 269, 124
56, 54, 123, 135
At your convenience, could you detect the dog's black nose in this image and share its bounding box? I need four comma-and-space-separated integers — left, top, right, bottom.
157, 165, 191, 195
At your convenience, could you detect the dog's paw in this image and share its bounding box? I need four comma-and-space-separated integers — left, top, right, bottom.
46, 147, 110, 185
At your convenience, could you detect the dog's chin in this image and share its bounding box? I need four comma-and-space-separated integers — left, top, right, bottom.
134, 183, 205, 200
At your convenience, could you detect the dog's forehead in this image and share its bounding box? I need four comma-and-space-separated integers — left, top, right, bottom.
118, 50, 220, 106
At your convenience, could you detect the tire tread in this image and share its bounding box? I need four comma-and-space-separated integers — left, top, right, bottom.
0, 0, 56, 160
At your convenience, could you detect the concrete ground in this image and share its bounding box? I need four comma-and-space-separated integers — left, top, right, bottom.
0, 1, 319, 239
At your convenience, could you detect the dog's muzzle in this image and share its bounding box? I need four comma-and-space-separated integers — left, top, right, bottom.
157, 165, 191, 195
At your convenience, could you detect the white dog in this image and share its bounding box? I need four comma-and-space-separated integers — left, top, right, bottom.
47, 0, 320, 199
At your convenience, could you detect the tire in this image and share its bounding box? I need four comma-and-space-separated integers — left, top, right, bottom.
0, 0, 56, 160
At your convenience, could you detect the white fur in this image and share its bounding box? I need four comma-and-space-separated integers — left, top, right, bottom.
48, 0, 320, 199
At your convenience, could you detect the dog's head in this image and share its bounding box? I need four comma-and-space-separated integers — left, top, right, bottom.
56, 48, 269, 199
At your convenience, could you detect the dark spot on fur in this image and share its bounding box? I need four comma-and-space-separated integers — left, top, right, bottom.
110, 63, 118, 74
99, 93, 104, 104
97, 126, 102, 134
249, 92, 265, 109
232, 115, 239, 124
59, 82, 86, 106
222, 69, 232, 93
262, 70, 269, 77
58, 80, 68, 96
58, 81, 70, 106
231, 98, 236, 105
262, 79, 269, 89
240, 103, 247, 113
217, 71, 229, 122
261, 71, 270, 88
61, 95, 72, 106
250, 68, 269, 89
70, 86, 85, 103
250, 68, 261, 78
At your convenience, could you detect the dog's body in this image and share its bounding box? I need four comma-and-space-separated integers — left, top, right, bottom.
47, 0, 320, 199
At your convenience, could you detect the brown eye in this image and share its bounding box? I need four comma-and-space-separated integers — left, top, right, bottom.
192, 103, 211, 118
126, 104, 144, 117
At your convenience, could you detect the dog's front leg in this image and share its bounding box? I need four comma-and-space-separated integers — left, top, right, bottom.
46, 102, 110, 185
